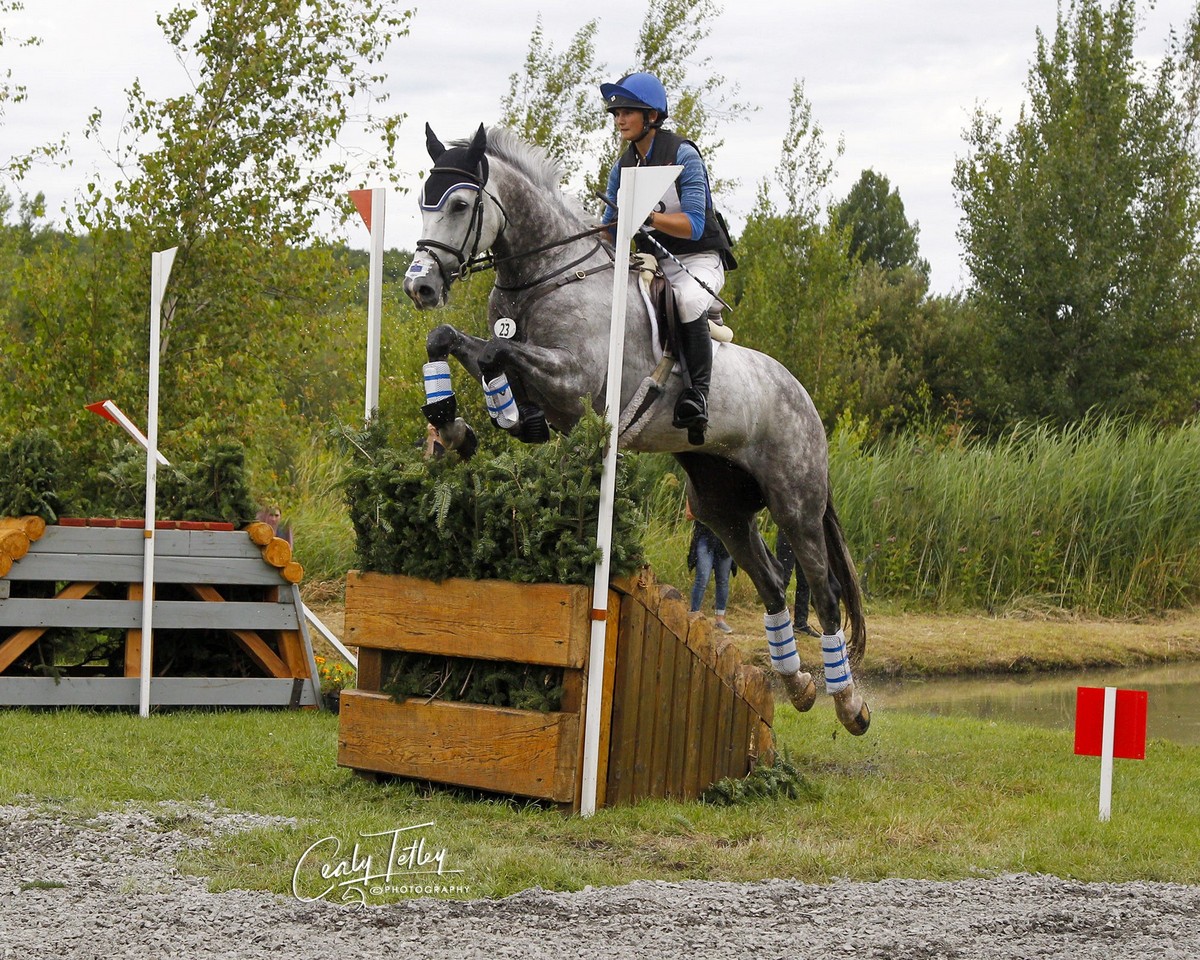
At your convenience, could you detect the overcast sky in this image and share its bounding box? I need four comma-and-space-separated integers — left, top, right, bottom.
2, 0, 1189, 294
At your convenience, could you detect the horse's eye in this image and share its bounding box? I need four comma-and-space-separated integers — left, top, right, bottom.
450, 198, 470, 214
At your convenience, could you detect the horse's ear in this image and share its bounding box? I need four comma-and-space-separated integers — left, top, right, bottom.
425, 123, 445, 161
467, 124, 487, 165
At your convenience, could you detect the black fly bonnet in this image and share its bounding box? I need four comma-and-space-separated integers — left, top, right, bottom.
416, 123, 494, 280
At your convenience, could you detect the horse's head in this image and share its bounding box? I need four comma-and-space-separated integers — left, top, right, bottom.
404, 123, 506, 309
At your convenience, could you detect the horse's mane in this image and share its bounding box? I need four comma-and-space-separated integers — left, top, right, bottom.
476, 126, 594, 225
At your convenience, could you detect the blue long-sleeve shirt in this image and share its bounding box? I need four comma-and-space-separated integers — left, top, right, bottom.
602, 138, 709, 240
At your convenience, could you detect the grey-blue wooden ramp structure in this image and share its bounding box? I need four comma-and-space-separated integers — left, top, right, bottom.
0, 524, 323, 708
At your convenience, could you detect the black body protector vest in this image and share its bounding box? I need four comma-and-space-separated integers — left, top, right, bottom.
619, 129, 735, 267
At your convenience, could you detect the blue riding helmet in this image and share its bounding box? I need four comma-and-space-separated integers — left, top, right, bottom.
600, 72, 669, 120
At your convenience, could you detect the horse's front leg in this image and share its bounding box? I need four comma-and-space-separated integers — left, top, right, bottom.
475, 336, 597, 435
422, 323, 488, 457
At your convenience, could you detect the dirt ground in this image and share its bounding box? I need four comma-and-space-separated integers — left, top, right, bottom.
1, 802, 1197, 960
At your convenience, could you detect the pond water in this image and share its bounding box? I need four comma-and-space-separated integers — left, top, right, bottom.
869, 661, 1200, 746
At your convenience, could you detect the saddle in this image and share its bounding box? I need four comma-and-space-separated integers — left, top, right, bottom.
633, 253, 733, 355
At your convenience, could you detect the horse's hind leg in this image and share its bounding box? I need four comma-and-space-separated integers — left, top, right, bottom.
676, 454, 817, 713
785, 515, 870, 736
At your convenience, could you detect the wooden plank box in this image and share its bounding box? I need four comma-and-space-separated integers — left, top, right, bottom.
337, 571, 600, 806
337, 569, 776, 811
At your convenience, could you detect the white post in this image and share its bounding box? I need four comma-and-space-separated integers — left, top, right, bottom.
1099, 685, 1117, 822
140, 247, 176, 718
351, 188, 385, 421
579, 165, 682, 817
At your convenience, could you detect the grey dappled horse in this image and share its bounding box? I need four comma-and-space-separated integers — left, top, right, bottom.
403, 125, 870, 735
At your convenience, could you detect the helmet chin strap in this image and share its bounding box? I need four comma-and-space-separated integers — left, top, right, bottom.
632, 110, 658, 154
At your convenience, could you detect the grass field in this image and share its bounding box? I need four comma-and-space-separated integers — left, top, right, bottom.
1, 679, 1196, 900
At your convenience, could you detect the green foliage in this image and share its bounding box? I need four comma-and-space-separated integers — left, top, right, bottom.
78, 0, 411, 245
501, 0, 746, 202
0, 0, 36, 126
733, 83, 862, 430
0, 428, 63, 520
92, 439, 256, 525
500, 16, 607, 187
381, 652, 564, 712
702, 750, 822, 806
832, 168, 928, 276
342, 406, 646, 585
830, 416, 1200, 616
953, 0, 1200, 425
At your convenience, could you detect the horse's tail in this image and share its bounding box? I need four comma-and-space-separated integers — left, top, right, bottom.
824, 489, 867, 669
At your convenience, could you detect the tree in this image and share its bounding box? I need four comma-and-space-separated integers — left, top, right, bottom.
734, 82, 862, 426
500, 0, 747, 202
499, 16, 607, 187
953, 0, 1200, 425
0, 0, 414, 498
0, 0, 35, 126
832, 169, 928, 276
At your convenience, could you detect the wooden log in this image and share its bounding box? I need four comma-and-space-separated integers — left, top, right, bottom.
648, 618, 677, 799
728, 701, 752, 780
681, 645, 708, 799
665, 637, 692, 798
632, 613, 662, 801
281, 560, 304, 584
0, 552, 11, 578
740, 664, 774, 726
657, 591, 690, 644
0, 516, 46, 541
685, 615, 715, 668
606, 588, 646, 806
590, 588, 622, 811
711, 636, 742, 686
245, 521, 275, 546
261, 536, 292, 568
0, 529, 30, 561
124, 582, 145, 678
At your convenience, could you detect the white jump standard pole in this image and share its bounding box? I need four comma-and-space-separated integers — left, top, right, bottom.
579, 164, 682, 817
140, 247, 177, 718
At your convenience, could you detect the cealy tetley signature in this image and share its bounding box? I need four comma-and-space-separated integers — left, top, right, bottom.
292, 821, 466, 906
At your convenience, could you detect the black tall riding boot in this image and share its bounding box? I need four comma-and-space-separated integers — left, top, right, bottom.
673, 317, 712, 438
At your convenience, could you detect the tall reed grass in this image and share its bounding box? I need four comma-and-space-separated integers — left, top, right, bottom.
283, 416, 1200, 617
281, 439, 356, 584
831, 417, 1200, 615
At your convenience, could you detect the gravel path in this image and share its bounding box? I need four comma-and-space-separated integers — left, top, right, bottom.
1, 802, 1197, 959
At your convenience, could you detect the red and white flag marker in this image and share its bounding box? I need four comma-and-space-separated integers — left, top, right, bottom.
85, 400, 170, 466
350, 188, 385, 421
1074, 686, 1148, 821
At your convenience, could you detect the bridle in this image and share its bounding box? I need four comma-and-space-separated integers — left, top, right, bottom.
415, 156, 614, 295
415, 163, 509, 286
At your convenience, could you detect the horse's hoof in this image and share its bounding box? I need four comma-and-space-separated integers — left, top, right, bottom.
782, 671, 817, 712
834, 696, 871, 736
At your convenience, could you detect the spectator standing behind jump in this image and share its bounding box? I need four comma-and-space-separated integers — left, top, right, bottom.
686, 499, 733, 633
775, 531, 819, 638
256, 504, 292, 547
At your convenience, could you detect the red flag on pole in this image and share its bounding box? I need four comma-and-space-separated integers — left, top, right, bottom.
85, 399, 119, 424
1074, 686, 1148, 760
350, 189, 374, 232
